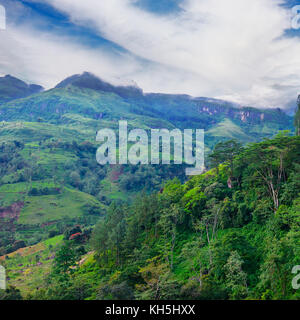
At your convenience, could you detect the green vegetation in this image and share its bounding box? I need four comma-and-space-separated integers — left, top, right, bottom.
0, 74, 298, 300
0, 75, 43, 104
4, 133, 297, 300
20, 187, 105, 225
0, 235, 64, 295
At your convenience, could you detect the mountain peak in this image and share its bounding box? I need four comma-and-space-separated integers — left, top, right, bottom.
0, 75, 44, 103
55, 72, 143, 98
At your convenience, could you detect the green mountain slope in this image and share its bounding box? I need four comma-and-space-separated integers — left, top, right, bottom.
0, 73, 294, 165
2, 134, 299, 300
0, 73, 296, 294
0, 75, 43, 104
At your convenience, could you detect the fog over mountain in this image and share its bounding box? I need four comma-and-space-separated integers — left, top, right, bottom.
1, 0, 300, 109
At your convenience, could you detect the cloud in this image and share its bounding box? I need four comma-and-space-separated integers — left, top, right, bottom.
1, 0, 300, 108
0, 24, 146, 88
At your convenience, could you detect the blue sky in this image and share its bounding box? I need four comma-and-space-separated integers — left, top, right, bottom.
0, 0, 184, 54
0, 0, 299, 109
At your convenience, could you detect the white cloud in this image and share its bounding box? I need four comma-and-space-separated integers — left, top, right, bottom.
0, 24, 144, 88
1, 0, 300, 108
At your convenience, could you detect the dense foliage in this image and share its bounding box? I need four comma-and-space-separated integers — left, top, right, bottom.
17, 133, 299, 300
0, 74, 299, 300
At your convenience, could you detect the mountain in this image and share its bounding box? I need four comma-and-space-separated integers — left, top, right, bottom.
56, 72, 143, 99
55, 72, 292, 129
0, 72, 298, 300
0, 75, 44, 104
52, 72, 295, 138
0, 72, 295, 222
0, 72, 294, 148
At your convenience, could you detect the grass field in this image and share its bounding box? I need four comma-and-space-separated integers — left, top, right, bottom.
19, 187, 105, 224
0, 235, 64, 296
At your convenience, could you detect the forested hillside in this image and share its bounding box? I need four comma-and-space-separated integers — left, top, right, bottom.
0, 75, 43, 104
0, 73, 299, 300
2, 133, 298, 300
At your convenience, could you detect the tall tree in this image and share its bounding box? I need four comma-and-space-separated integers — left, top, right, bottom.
53, 241, 77, 275
158, 203, 184, 270
239, 135, 299, 211
224, 251, 248, 299
209, 139, 242, 179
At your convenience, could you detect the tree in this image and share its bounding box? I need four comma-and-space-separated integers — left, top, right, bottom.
90, 220, 109, 264
211, 231, 255, 280
69, 171, 81, 188
224, 251, 248, 300
158, 203, 184, 270
238, 135, 300, 211
106, 204, 126, 266
53, 241, 77, 276
193, 198, 224, 265
91, 203, 126, 266
183, 187, 207, 220
259, 231, 299, 299
280, 163, 300, 205
209, 140, 242, 176
180, 239, 209, 290
137, 256, 180, 300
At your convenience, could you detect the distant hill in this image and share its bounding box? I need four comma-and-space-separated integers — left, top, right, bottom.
0, 75, 44, 104
0, 72, 294, 148
56, 72, 143, 99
